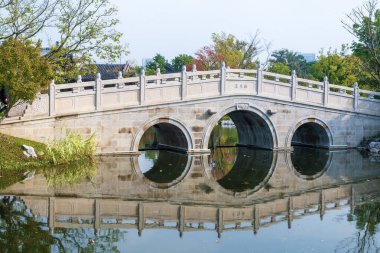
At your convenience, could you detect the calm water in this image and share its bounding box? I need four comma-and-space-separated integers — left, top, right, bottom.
1, 143, 380, 252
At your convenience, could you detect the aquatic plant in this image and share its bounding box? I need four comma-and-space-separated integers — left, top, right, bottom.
46, 133, 96, 165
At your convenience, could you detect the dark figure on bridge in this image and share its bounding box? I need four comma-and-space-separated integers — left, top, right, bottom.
0, 85, 9, 113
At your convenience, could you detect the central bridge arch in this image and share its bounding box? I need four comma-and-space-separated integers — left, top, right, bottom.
202, 104, 278, 150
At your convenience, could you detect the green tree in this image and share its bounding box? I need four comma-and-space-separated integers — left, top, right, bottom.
309, 47, 365, 87
0, 0, 128, 83
172, 54, 193, 72
0, 38, 53, 118
268, 62, 291, 75
269, 49, 310, 77
145, 54, 168, 75
343, 0, 380, 90
194, 32, 264, 71
212, 32, 261, 69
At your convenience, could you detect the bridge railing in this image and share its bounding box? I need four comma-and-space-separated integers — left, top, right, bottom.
18, 63, 380, 119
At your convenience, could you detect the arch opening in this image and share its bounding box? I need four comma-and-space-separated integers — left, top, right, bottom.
291, 122, 330, 149
139, 122, 188, 153
206, 109, 275, 194
208, 110, 274, 150
137, 122, 191, 187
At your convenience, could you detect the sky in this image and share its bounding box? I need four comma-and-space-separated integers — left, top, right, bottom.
111, 0, 366, 64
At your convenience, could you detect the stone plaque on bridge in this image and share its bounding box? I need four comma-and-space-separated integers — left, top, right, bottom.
236, 103, 250, 110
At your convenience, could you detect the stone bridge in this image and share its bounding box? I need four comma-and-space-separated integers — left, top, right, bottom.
1, 64, 380, 154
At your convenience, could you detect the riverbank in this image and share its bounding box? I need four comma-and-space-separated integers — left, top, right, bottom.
0, 133, 49, 189
0, 133, 97, 189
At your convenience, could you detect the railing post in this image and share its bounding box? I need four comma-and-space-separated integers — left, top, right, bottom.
95, 73, 102, 110
138, 201, 144, 236
139, 69, 146, 105
181, 65, 187, 100
353, 82, 359, 111
94, 199, 100, 235
48, 80, 56, 116
217, 208, 223, 238
48, 197, 55, 234
117, 71, 125, 89
291, 70, 297, 101
323, 76, 329, 106
220, 62, 226, 95
178, 205, 185, 238
287, 196, 293, 229
156, 68, 161, 84
256, 63, 263, 95
192, 64, 197, 81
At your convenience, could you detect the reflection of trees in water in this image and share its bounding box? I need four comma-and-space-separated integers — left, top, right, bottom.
0, 196, 126, 252
210, 147, 237, 180
210, 147, 273, 192
336, 195, 380, 253
142, 150, 188, 184
0, 196, 55, 252
53, 228, 126, 253
43, 161, 97, 186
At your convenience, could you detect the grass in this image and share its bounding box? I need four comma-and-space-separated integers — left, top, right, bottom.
0, 132, 97, 189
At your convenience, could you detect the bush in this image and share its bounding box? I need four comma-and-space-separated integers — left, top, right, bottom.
46, 133, 96, 165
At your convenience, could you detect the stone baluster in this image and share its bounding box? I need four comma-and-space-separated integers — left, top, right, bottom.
287, 196, 293, 229
178, 205, 185, 238
291, 70, 297, 101
253, 205, 260, 234
94, 199, 100, 235
192, 64, 197, 81
217, 208, 223, 238
139, 69, 146, 105
256, 62, 263, 95
181, 66, 187, 100
156, 68, 161, 84
320, 190, 325, 221
48, 197, 55, 234
220, 62, 226, 95
138, 202, 144, 236
323, 76, 329, 106
117, 71, 125, 89
48, 80, 56, 116
353, 82, 359, 111
95, 73, 102, 110
73, 75, 82, 93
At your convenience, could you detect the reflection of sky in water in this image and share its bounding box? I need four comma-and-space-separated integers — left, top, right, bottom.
138, 151, 158, 174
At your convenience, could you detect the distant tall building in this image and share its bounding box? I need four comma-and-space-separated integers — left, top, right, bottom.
298, 53, 316, 63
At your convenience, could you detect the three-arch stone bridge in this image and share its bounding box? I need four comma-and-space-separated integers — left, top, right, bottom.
1, 65, 380, 153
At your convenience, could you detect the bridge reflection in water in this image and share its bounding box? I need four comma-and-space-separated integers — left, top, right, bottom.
2, 147, 380, 242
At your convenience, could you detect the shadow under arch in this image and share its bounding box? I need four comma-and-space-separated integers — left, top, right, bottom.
202, 147, 278, 197
131, 117, 194, 153
286, 147, 333, 181
202, 104, 278, 150
286, 117, 333, 149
